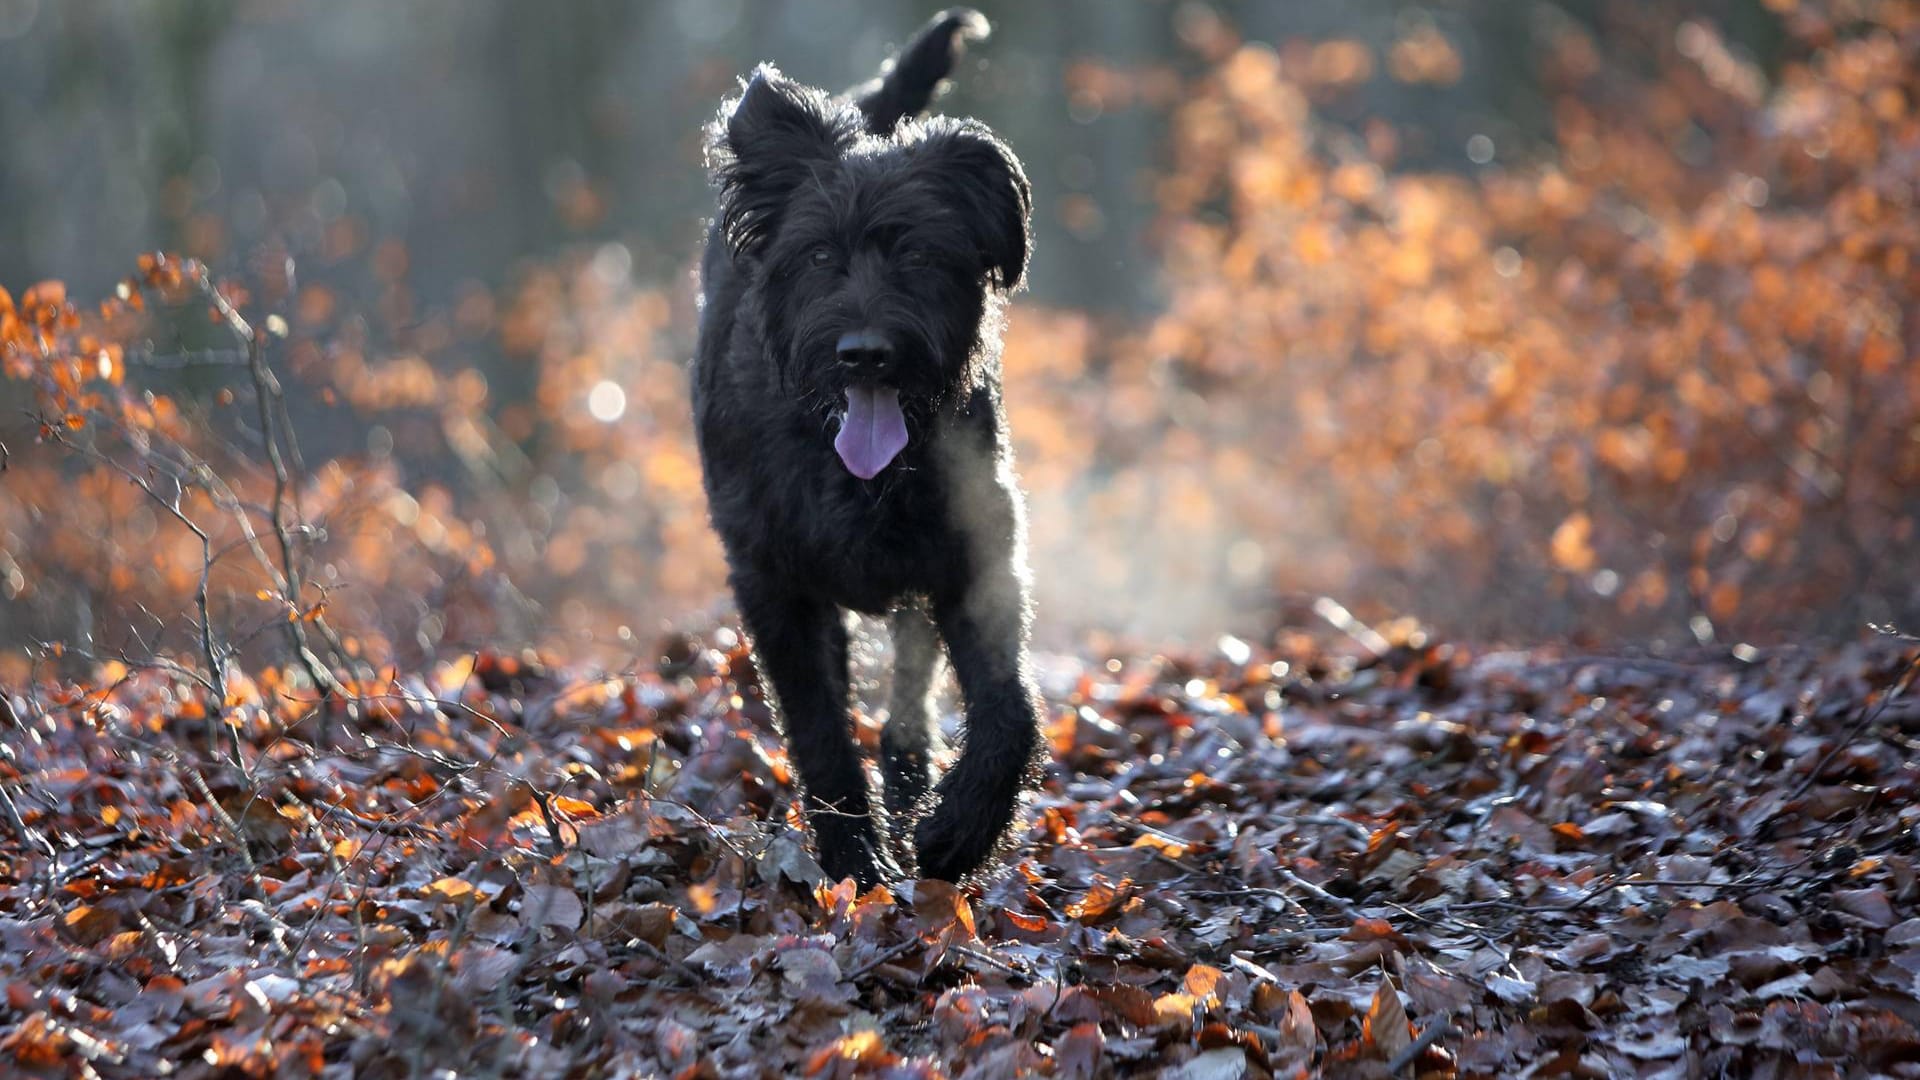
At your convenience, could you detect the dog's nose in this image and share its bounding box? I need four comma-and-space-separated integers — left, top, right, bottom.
835, 329, 893, 372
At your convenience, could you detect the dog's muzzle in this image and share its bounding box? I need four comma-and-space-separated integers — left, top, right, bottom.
836, 329, 895, 377
832, 329, 909, 480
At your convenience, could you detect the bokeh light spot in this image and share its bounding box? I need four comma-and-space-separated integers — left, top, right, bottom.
588, 381, 627, 423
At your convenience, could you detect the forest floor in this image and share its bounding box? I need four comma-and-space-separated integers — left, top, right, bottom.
2, 628, 1918, 1078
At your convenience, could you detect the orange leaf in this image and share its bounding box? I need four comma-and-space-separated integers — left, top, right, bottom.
1183, 963, 1225, 1004
1550, 511, 1596, 573
915, 879, 977, 941
0, 1012, 70, 1067
1364, 979, 1412, 1060
1366, 820, 1401, 855
550, 795, 598, 818
1002, 910, 1049, 933
1279, 989, 1317, 1048
1066, 875, 1132, 923
1344, 917, 1397, 941
804, 1031, 894, 1076
1131, 831, 1190, 858
422, 877, 476, 902
25, 280, 65, 308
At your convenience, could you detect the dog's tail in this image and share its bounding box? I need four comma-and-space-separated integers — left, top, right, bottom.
850, 8, 991, 134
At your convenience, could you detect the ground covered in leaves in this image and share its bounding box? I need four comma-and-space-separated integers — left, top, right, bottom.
2, 630, 1918, 1078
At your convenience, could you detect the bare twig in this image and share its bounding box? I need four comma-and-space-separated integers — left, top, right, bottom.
848, 937, 921, 980
194, 266, 343, 712
1278, 866, 1360, 919
631, 938, 707, 985
950, 943, 1023, 976
127, 346, 252, 369
1283, 813, 1375, 846
48, 430, 233, 756
1312, 596, 1390, 658
531, 784, 573, 855
1787, 647, 1920, 802
0, 783, 56, 868
1388, 1023, 1458, 1074
1527, 654, 1700, 679
171, 753, 256, 875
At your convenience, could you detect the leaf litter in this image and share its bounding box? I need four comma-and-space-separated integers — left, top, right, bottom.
1, 630, 1917, 1077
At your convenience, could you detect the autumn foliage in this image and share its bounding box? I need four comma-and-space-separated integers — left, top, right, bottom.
3, 3, 1920, 1077
1081, 2, 1920, 640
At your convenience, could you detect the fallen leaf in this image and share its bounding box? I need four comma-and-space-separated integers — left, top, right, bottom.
1366, 978, 1412, 1060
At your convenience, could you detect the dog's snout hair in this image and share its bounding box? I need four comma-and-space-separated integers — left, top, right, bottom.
691, 8, 1044, 888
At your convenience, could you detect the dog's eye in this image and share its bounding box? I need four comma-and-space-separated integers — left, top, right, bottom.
899, 250, 929, 268
808, 246, 834, 267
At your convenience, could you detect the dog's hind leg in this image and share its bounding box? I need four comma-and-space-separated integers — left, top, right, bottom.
915, 564, 1044, 883
734, 574, 898, 888
881, 600, 945, 856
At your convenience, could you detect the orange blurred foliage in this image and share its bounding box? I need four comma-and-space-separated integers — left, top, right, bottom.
1101, 3, 1920, 640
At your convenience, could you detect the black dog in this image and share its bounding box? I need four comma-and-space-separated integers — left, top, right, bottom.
693, 9, 1042, 887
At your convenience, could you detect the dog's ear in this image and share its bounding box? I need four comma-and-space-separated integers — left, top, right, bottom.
912, 119, 1033, 291
708, 65, 851, 256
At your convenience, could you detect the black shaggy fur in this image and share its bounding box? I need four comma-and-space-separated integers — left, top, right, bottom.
693, 9, 1043, 887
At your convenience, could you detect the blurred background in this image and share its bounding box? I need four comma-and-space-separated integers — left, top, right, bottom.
0, 1, 1788, 311
2, 0, 1915, 667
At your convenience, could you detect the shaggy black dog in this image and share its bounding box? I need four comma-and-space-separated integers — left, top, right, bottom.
693, 9, 1042, 887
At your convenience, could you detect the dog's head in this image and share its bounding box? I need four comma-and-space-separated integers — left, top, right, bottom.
707, 66, 1032, 478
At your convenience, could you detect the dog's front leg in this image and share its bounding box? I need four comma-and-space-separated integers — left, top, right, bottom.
916, 564, 1044, 883
734, 575, 898, 888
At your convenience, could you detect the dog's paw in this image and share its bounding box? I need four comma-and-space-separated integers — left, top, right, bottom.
913, 808, 1000, 884
817, 827, 903, 890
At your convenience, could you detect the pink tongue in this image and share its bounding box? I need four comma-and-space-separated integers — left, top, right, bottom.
834, 385, 909, 479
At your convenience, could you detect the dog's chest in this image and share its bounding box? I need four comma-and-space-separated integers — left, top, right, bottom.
693, 345, 1008, 614
772, 467, 964, 613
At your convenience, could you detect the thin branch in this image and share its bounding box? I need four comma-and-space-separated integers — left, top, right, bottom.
51, 431, 232, 751
195, 267, 343, 707
0, 783, 56, 862
1388, 1024, 1458, 1074
127, 346, 253, 369
1787, 647, 1920, 802
847, 938, 920, 980
1277, 866, 1360, 919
